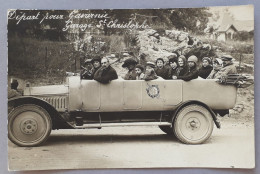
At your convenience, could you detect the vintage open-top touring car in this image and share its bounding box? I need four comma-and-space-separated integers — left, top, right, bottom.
8, 76, 238, 146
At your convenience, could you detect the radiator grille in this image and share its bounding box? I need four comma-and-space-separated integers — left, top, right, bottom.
40, 96, 68, 111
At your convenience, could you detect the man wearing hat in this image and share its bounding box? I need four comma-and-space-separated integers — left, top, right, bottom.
122, 58, 137, 80
81, 59, 94, 79
219, 55, 237, 76
143, 62, 163, 81
94, 57, 118, 84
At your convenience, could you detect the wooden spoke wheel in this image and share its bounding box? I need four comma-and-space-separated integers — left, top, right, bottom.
173, 104, 214, 144
8, 104, 52, 147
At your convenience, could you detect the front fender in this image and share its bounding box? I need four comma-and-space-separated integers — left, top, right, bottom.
8, 96, 73, 129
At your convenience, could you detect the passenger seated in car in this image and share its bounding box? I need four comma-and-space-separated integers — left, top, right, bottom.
154, 58, 169, 79
135, 64, 145, 80
177, 55, 199, 81
198, 57, 213, 79
218, 55, 237, 76
122, 58, 138, 80
176, 55, 188, 76
168, 57, 179, 80
207, 58, 223, 79
143, 62, 164, 81
81, 59, 94, 79
93, 57, 118, 84
165, 53, 177, 72
91, 56, 101, 78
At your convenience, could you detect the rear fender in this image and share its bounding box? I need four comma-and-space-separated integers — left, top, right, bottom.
172, 100, 221, 128
8, 96, 73, 129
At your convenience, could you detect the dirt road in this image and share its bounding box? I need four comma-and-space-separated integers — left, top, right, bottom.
8, 117, 255, 171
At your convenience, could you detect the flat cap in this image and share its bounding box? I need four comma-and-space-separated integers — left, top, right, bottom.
146, 61, 156, 68
221, 55, 233, 61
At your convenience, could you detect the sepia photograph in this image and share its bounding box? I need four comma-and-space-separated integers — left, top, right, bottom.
7, 5, 254, 171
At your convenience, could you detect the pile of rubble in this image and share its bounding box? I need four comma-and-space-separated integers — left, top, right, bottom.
135, 29, 212, 62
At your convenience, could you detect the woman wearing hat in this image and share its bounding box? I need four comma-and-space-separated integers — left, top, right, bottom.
207, 58, 223, 79
91, 56, 101, 78
198, 57, 213, 79
177, 55, 199, 81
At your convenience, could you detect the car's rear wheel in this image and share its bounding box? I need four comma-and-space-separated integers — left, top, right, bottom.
8, 104, 52, 147
173, 104, 214, 144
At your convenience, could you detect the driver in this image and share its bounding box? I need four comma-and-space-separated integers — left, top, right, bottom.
93, 57, 118, 84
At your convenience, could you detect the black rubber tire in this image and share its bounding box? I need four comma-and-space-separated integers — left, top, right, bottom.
159, 125, 174, 135
8, 104, 52, 147
173, 104, 214, 144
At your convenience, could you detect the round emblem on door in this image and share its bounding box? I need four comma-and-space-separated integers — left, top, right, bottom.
146, 85, 160, 98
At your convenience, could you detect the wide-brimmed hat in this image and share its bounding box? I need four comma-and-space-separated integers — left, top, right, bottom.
146, 61, 156, 68
122, 58, 137, 68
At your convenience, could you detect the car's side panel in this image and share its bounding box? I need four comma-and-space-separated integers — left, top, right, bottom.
123, 80, 143, 110
141, 81, 165, 110
162, 80, 183, 108
182, 79, 237, 110
68, 77, 237, 112
78, 80, 183, 112
81, 80, 101, 110
100, 81, 124, 111
68, 76, 82, 111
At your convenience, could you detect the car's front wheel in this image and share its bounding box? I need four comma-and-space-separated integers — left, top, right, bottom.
8, 104, 52, 147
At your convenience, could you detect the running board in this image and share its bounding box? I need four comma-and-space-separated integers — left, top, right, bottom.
74, 122, 172, 129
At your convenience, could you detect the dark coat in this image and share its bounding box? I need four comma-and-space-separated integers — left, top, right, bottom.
144, 70, 158, 81
94, 66, 118, 84
81, 68, 94, 80
176, 66, 188, 77
198, 66, 213, 79
168, 67, 178, 79
177, 66, 198, 81
124, 69, 137, 80
155, 67, 169, 79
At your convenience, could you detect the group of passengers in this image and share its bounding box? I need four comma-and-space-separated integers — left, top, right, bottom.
81, 53, 237, 84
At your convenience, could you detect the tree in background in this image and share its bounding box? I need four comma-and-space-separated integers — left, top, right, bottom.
170, 8, 212, 34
